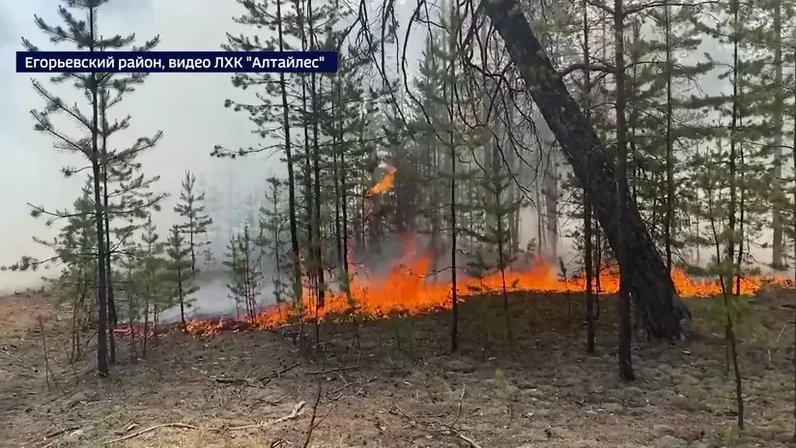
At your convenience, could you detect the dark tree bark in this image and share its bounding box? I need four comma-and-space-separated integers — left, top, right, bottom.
275, 0, 304, 307
482, 0, 684, 340
613, 0, 635, 381
581, 0, 595, 355
99, 90, 117, 366
88, 6, 110, 377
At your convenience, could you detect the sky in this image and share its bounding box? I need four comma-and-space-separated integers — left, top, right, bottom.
0, 0, 288, 293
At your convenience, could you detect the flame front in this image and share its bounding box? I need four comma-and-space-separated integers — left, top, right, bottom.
364, 165, 398, 197
184, 252, 790, 336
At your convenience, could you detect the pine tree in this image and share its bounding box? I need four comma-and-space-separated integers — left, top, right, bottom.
5, 184, 100, 361
131, 214, 170, 357
224, 224, 263, 321
406, 2, 484, 351
22, 0, 161, 375
621, 2, 713, 269
174, 170, 214, 275
257, 178, 290, 307
220, 0, 308, 306
166, 224, 198, 328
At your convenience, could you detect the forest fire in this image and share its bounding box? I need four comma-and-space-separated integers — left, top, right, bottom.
179, 253, 790, 336
106, 165, 793, 339
167, 163, 793, 336
364, 164, 398, 197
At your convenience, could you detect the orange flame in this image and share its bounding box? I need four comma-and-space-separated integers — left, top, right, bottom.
364, 165, 397, 197
181, 251, 790, 336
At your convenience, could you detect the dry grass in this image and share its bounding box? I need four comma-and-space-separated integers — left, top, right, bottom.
0, 289, 794, 448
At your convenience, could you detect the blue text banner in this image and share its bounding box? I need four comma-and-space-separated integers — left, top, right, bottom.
16, 51, 338, 74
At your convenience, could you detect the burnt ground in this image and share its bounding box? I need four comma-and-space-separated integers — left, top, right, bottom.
1, 290, 795, 448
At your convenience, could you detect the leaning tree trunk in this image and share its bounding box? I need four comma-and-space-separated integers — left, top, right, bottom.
483, 0, 684, 339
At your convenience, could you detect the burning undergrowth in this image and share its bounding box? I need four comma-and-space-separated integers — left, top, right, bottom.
113, 165, 791, 338
113, 246, 790, 338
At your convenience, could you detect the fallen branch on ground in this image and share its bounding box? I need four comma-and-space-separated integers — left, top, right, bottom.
458, 433, 484, 448
102, 401, 307, 443
102, 423, 199, 445
766, 321, 793, 368
306, 365, 359, 375
225, 401, 306, 431
249, 392, 292, 409
259, 362, 301, 382
389, 404, 484, 448
30, 426, 80, 448
302, 383, 323, 448
212, 362, 301, 388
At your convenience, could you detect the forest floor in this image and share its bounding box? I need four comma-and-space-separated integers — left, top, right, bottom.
1, 289, 795, 448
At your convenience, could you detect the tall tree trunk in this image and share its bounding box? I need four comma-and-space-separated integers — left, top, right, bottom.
663, 0, 675, 273
340, 90, 360, 349
727, 0, 744, 429
582, 0, 595, 354
88, 6, 109, 377
275, 0, 303, 305
613, 0, 635, 381
482, 0, 683, 340
448, 0, 459, 352
431, 142, 441, 278
308, 0, 326, 311
295, 0, 315, 335
791, 30, 796, 439
771, 0, 784, 269
332, 89, 343, 270
99, 88, 117, 365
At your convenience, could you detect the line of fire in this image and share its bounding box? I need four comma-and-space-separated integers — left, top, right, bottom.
108, 165, 789, 338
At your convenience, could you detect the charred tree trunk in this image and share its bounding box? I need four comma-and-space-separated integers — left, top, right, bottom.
483, 0, 683, 340
275, 0, 303, 308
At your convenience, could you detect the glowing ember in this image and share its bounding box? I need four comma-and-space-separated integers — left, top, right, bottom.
178, 252, 790, 336
364, 164, 397, 197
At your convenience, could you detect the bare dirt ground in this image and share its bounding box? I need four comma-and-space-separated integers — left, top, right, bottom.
1, 290, 795, 448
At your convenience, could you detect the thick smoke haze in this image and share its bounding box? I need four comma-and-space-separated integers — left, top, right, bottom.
0, 0, 783, 318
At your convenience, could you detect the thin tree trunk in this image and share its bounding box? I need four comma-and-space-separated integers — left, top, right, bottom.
275, 0, 303, 310
99, 89, 117, 366
340, 91, 360, 350
448, 1, 459, 352
308, 0, 325, 312
663, 0, 675, 274
613, 0, 635, 380
544, 151, 558, 259
188, 217, 196, 274
482, 0, 683, 339
493, 138, 513, 346
332, 96, 343, 270
582, 0, 595, 354
595, 216, 603, 310
295, 0, 315, 344
727, 0, 744, 429
792, 41, 796, 439
178, 265, 185, 329
88, 6, 109, 377
771, 0, 784, 268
